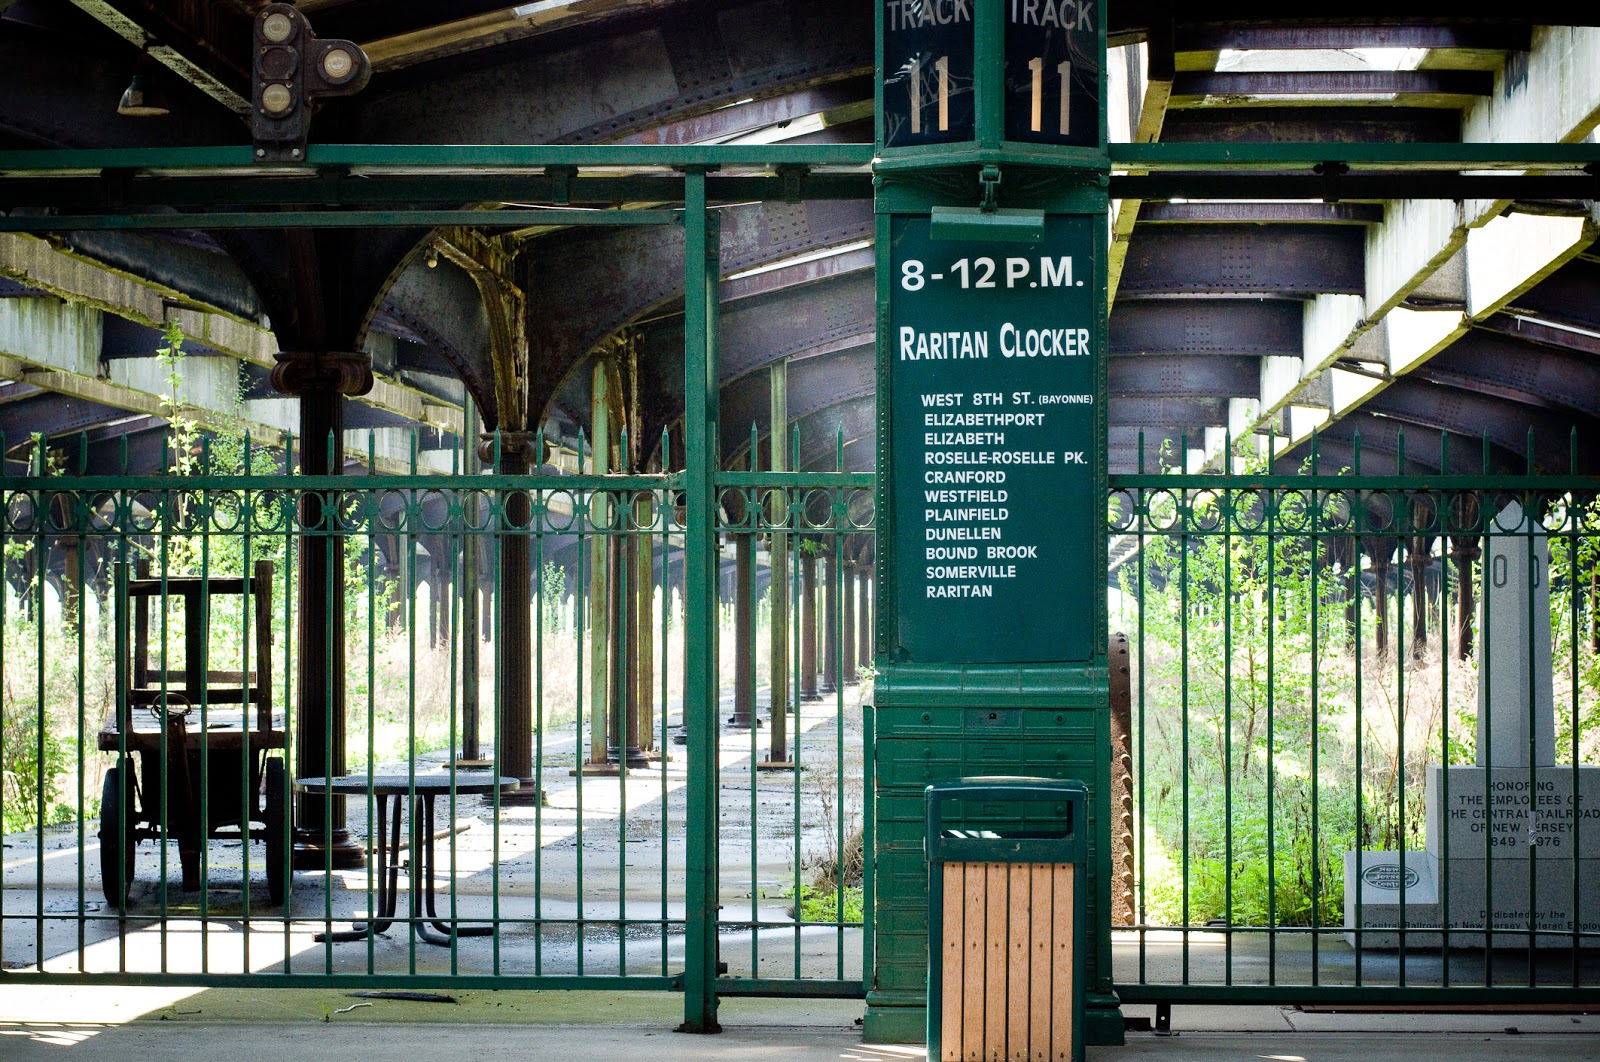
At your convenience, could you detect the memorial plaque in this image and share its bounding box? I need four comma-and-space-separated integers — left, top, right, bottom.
882, 0, 976, 149
1426, 765, 1600, 860
888, 213, 1099, 664
1004, 0, 1101, 147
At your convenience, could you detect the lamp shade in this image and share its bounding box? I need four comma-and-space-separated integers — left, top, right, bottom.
117, 72, 170, 118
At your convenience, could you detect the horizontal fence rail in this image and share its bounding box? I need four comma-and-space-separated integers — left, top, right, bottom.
0, 429, 868, 993
1109, 458, 1600, 1004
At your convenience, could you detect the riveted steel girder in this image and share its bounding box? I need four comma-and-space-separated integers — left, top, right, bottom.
1159, 106, 1460, 144
619, 77, 873, 145
352, 0, 871, 145
1110, 300, 1301, 357
1360, 379, 1595, 473
1175, 24, 1534, 52
1418, 328, 1600, 419
1170, 70, 1493, 103
0, 391, 132, 442
524, 199, 872, 430
719, 343, 873, 465
1136, 203, 1383, 226
792, 393, 874, 475
1504, 258, 1600, 333
379, 258, 495, 420
1118, 225, 1364, 298
57, 232, 261, 322
1110, 355, 1259, 398
634, 268, 873, 447
1107, 427, 1195, 475
1289, 416, 1527, 477
220, 228, 428, 355
1110, 397, 1227, 434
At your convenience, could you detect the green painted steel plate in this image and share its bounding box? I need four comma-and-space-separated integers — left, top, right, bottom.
888, 213, 1098, 664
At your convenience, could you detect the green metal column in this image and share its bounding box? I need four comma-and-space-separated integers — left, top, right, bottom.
868, 0, 1119, 1045
681, 167, 722, 1033
588, 360, 612, 768
458, 396, 485, 765
767, 359, 791, 763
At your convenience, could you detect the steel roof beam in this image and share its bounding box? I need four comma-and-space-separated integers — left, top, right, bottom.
719, 343, 873, 465
1119, 224, 1364, 298
352, 0, 870, 145
523, 199, 871, 430
1111, 300, 1302, 357
0, 391, 132, 442
1170, 70, 1493, 105
1414, 330, 1600, 419
1175, 24, 1534, 53
1360, 379, 1594, 472
1110, 355, 1260, 398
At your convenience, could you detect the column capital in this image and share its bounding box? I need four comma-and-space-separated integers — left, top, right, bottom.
476, 430, 544, 468
270, 351, 374, 398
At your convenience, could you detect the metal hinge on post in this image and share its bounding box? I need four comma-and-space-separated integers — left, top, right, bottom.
979, 164, 1002, 213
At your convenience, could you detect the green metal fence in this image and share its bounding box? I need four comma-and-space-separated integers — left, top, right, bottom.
0, 427, 869, 998
1110, 435, 1600, 1005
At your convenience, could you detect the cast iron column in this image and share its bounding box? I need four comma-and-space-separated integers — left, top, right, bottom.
800, 548, 818, 698
273, 349, 370, 870
731, 529, 755, 727
841, 559, 856, 683
821, 548, 838, 693
482, 431, 540, 802
857, 567, 871, 674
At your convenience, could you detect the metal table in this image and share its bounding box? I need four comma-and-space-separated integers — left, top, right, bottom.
294, 773, 520, 946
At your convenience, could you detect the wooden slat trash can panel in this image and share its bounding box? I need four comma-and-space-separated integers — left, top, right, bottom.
927, 778, 1087, 1062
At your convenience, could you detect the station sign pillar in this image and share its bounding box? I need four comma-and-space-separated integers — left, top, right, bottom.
868, 0, 1120, 1045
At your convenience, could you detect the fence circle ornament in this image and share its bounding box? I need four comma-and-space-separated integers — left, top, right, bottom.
1361, 864, 1419, 891
1363, 491, 1397, 533
1190, 488, 1223, 532
89, 492, 117, 532
6, 492, 36, 533
418, 489, 451, 533
1318, 490, 1352, 531
362, 489, 397, 531
205, 490, 244, 533
462, 490, 492, 532
1277, 489, 1315, 533
847, 489, 874, 529
1146, 488, 1181, 532
130, 491, 161, 532
761, 488, 792, 530
250, 490, 292, 534
802, 489, 833, 530
1107, 489, 1137, 533
543, 490, 575, 532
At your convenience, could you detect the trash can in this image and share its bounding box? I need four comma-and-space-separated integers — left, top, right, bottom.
926, 777, 1087, 1062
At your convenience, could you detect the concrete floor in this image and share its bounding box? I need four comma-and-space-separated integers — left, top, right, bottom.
0, 989, 1597, 1062
2, 683, 867, 981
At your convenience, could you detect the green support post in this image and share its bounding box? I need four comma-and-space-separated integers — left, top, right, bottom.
681, 167, 723, 1033
869, 0, 1121, 1046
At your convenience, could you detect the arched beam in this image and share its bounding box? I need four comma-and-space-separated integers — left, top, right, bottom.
523, 199, 872, 431
349, 0, 871, 145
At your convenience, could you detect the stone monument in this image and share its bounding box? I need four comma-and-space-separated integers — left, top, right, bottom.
1345, 500, 1599, 948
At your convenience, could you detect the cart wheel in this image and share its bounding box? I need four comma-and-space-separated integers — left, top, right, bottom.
98, 766, 136, 905
263, 757, 289, 906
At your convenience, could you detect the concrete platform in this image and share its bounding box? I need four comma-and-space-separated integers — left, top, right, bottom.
1, 990, 1598, 1061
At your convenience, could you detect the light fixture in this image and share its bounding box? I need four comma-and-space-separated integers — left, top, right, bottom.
118, 43, 170, 118
426, 249, 439, 269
